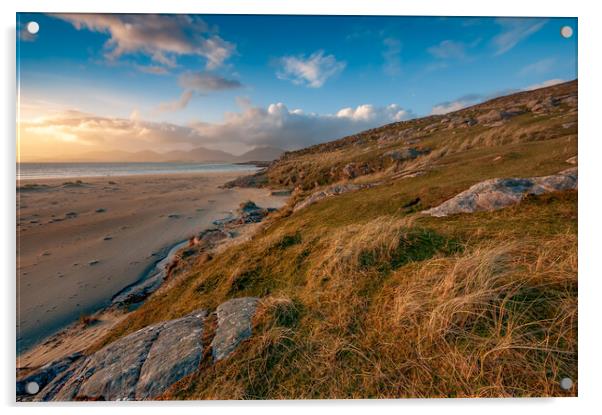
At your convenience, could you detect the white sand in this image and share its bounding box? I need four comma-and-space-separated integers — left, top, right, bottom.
17, 171, 286, 354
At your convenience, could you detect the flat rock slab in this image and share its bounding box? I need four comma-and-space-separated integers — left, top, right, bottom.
60, 324, 162, 400
211, 297, 259, 361
135, 310, 206, 399
39, 309, 206, 401
422, 168, 577, 217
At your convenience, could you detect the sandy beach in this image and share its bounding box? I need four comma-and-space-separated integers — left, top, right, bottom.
17, 171, 286, 354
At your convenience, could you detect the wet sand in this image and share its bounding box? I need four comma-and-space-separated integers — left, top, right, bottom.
16, 171, 286, 354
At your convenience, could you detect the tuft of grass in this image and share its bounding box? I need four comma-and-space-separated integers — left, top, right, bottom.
78, 314, 99, 327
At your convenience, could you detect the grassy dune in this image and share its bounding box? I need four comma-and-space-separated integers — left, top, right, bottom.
91, 80, 577, 398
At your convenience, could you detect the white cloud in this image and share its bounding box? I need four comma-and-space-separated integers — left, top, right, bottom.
431, 101, 470, 115
523, 78, 565, 91
492, 18, 547, 56
53, 14, 235, 70
519, 58, 557, 76
337, 104, 408, 122
427, 40, 467, 60
382, 38, 402, 76
179, 72, 243, 92
430, 94, 483, 115
155, 91, 194, 113
276, 50, 346, 88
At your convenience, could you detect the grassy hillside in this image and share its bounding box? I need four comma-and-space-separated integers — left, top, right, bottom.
93, 80, 577, 398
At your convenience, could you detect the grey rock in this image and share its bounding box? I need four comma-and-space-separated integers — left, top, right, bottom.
17, 352, 83, 397
135, 310, 206, 399
211, 297, 259, 361
48, 309, 207, 401
476, 110, 505, 124
34, 357, 87, 401
60, 325, 162, 400
214, 201, 273, 226
341, 162, 373, 179
422, 168, 577, 217
383, 147, 425, 161
198, 228, 231, 245
294, 183, 373, 212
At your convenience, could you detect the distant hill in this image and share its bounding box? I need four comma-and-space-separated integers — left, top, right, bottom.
28, 146, 285, 163
236, 146, 284, 163
161, 147, 237, 163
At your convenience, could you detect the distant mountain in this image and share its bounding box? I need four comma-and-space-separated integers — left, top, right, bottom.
236, 146, 284, 162
27, 146, 285, 163
161, 147, 237, 163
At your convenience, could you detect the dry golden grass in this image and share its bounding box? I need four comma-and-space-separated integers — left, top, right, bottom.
98, 82, 578, 400
160, 193, 576, 399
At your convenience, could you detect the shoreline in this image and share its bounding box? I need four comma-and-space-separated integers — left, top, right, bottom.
17, 171, 285, 357
16, 162, 264, 181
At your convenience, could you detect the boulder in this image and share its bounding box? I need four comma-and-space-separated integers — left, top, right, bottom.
476, 109, 525, 124
476, 110, 504, 124
211, 297, 259, 361
198, 228, 231, 245
341, 162, 372, 179
383, 147, 429, 162
422, 168, 577, 217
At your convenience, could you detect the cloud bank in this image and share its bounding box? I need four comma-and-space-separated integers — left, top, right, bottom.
21, 101, 413, 156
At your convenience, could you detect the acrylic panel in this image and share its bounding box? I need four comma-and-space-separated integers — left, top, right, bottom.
16, 13, 578, 401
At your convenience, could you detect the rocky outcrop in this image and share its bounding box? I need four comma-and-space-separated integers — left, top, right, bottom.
294, 183, 374, 212
211, 297, 259, 361
422, 168, 577, 217
25, 297, 261, 401
382, 147, 427, 162
341, 162, 373, 180
51, 324, 163, 400
32, 310, 205, 401
16, 352, 82, 397
214, 201, 276, 227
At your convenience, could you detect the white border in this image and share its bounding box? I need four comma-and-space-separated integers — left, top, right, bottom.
2, 1, 600, 414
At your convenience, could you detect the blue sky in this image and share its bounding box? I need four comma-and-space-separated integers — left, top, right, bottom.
17, 13, 577, 158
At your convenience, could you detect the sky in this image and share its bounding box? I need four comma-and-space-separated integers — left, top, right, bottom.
16, 13, 577, 160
